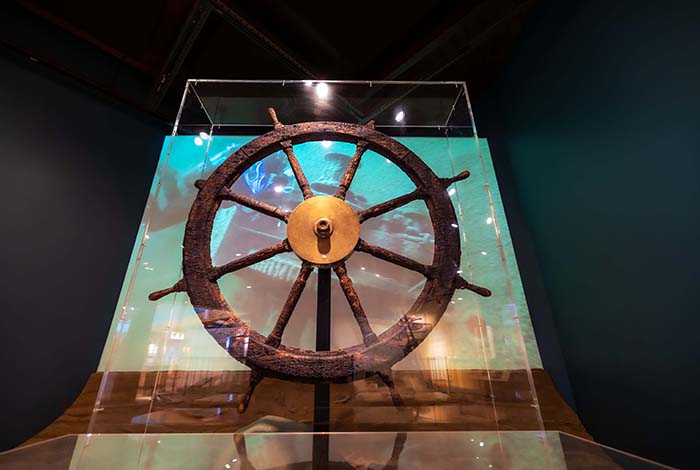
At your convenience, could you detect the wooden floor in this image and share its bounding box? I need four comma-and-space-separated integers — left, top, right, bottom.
25, 368, 590, 446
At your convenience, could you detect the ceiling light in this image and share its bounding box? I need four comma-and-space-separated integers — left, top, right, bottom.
304, 80, 313, 87
199, 131, 210, 140
395, 110, 405, 122
316, 82, 329, 99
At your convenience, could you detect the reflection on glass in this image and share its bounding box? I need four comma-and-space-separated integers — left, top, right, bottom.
89, 127, 544, 436
0, 432, 672, 469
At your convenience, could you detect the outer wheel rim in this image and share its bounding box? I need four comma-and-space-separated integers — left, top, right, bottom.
181, 121, 462, 383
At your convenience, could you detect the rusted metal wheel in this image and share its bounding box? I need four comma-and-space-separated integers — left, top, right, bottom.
150, 108, 490, 412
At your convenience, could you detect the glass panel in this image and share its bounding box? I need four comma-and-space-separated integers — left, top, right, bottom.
0, 435, 78, 470
92, 81, 543, 435
0, 433, 675, 469
557, 432, 676, 470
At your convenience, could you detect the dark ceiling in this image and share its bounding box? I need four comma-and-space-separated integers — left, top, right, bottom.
2, 0, 538, 121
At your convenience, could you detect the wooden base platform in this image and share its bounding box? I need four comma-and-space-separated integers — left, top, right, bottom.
25, 368, 590, 446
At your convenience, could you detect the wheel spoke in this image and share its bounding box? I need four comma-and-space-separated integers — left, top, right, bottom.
439, 170, 471, 188
268, 107, 283, 128
378, 370, 405, 408
266, 264, 313, 347
209, 240, 291, 281
454, 274, 492, 297
238, 369, 264, 414
219, 186, 290, 222
335, 140, 367, 200
333, 263, 378, 346
280, 140, 314, 199
148, 279, 186, 301
357, 189, 424, 223
356, 239, 431, 277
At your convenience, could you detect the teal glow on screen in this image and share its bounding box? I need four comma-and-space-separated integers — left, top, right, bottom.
98, 135, 541, 371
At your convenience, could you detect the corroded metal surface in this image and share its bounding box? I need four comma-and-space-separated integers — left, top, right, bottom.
333, 262, 378, 346
357, 189, 424, 223
266, 264, 313, 348
335, 140, 367, 200
150, 108, 490, 411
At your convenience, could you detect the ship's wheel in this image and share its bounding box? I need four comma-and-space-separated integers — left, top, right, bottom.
149, 108, 491, 412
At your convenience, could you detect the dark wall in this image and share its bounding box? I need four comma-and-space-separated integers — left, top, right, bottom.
0, 50, 167, 450
479, 1, 699, 467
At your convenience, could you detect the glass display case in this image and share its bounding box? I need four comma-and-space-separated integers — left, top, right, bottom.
0, 432, 675, 469
2, 80, 674, 468
92, 80, 543, 438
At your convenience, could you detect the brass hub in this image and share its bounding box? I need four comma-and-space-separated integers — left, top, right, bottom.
314, 218, 333, 238
287, 196, 360, 265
